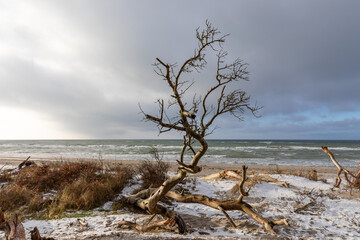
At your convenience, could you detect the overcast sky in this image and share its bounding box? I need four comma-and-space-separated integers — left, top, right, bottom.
0, 0, 360, 140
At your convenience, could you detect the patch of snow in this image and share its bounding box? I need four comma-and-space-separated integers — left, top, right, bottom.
2, 173, 360, 239
250, 182, 298, 199
271, 174, 332, 191
0, 164, 15, 171
122, 181, 142, 196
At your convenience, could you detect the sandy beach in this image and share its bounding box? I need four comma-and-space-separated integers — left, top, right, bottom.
0, 155, 350, 179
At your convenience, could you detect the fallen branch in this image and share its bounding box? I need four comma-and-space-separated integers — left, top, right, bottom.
322, 146, 356, 188
77, 218, 88, 227
201, 169, 289, 189
118, 215, 185, 233
200, 169, 242, 180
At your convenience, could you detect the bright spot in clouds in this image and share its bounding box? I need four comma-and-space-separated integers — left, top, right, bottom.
0, 107, 84, 139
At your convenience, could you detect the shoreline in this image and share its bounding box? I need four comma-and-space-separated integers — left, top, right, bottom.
0, 156, 351, 179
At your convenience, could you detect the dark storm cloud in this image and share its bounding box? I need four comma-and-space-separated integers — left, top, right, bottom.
232, 1, 360, 115
1, 0, 360, 139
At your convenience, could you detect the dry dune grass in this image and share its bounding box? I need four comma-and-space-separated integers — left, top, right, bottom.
137, 159, 169, 190
15, 162, 101, 192
0, 162, 134, 218
266, 165, 319, 182
0, 184, 37, 211
136, 148, 170, 190
0, 169, 12, 183
49, 165, 134, 217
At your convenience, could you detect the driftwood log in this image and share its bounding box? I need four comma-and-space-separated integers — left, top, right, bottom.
200, 169, 242, 180
200, 169, 289, 188
18, 156, 36, 170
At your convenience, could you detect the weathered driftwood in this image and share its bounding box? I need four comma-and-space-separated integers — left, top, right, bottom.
118, 215, 185, 233
126, 166, 288, 235
201, 169, 289, 189
322, 146, 358, 188
77, 218, 88, 227
18, 156, 36, 170
0, 209, 26, 240
200, 169, 242, 180
30, 227, 55, 240
353, 162, 360, 188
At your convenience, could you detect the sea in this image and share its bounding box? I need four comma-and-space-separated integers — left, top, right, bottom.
0, 139, 359, 167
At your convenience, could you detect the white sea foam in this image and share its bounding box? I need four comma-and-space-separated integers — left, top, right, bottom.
1, 140, 359, 167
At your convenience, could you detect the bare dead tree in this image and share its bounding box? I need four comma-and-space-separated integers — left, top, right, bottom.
126, 21, 287, 235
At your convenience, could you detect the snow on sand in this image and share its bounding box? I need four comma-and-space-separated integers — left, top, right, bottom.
1, 169, 360, 239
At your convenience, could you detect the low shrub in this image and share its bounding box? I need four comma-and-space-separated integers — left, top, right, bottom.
1, 161, 134, 218
137, 159, 169, 190
48, 165, 134, 217
15, 165, 58, 192
49, 178, 113, 216
0, 169, 13, 183
0, 184, 36, 211
107, 165, 134, 192
15, 162, 101, 192
294, 169, 318, 181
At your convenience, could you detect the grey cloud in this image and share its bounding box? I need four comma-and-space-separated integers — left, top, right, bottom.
1, 0, 360, 139
216, 117, 360, 140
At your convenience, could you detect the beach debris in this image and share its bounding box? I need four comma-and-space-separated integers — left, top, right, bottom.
322, 146, 360, 189
0, 209, 26, 240
77, 218, 89, 227
200, 169, 242, 180
118, 215, 184, 233
30, 227, 55, 240
200, 169, 289, 196
18, 156, 37, 170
